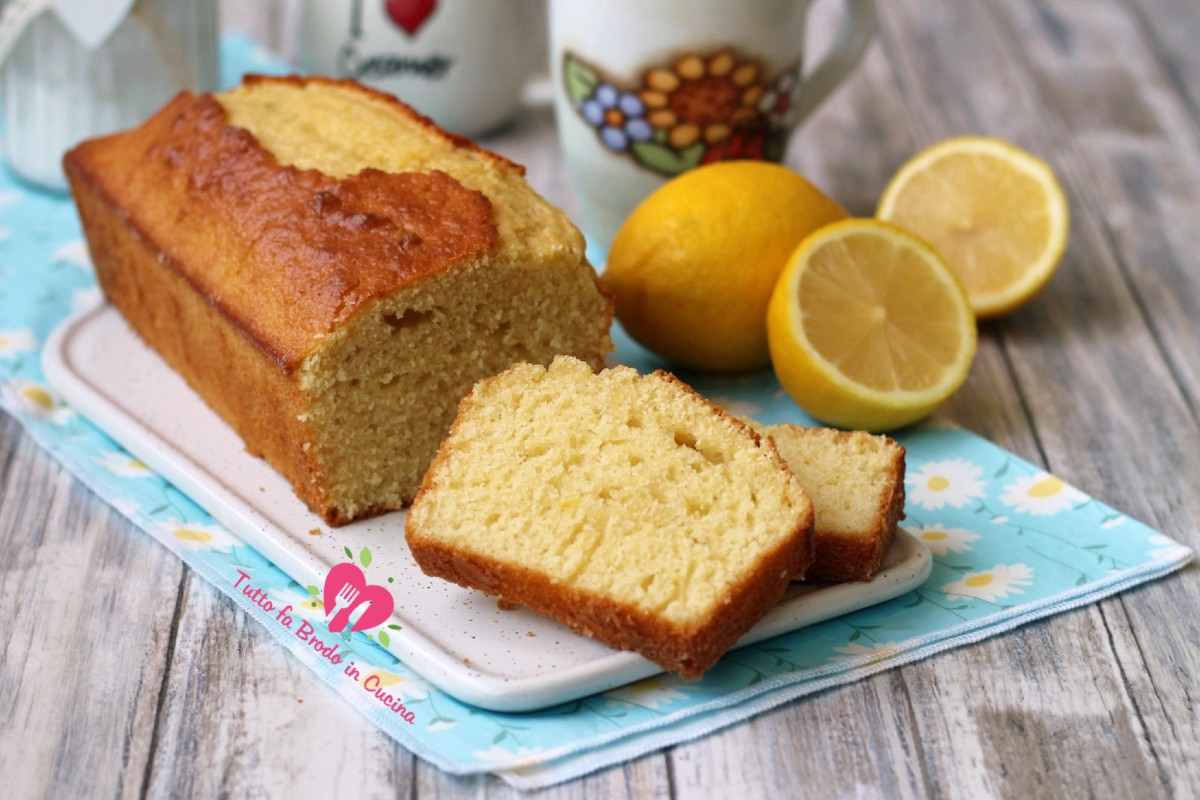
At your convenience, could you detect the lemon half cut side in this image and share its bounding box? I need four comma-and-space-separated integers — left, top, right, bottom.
767, 219, 977, 432
877, 136, 1069, 319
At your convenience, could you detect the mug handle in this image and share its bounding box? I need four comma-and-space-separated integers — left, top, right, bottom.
792, 0, 878, 124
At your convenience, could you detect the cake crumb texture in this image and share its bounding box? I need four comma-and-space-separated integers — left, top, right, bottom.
407, 356, 815, 678
756, 423, 906, 582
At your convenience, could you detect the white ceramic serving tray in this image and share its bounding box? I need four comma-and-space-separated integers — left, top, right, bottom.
44, 303, 932, 712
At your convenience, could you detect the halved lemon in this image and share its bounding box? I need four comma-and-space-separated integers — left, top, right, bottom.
876, 136, 1069, 319
767, 219, 977, 432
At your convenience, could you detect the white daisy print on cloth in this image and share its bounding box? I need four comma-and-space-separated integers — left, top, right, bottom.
156, 518, 241, 553
72, 287, 103, 312
830, 641, 901, 665
0, 379, 75, 425
1145, 534, 1192, 562
53, 240, 93, 271
268, 586, 328, 621
942, 563, 1034, 603
472, 746, 549, 769
94, 450, 155, 478
360, 668, 429, 703
604, 675, 699, 710
108, 495, 145, 522
1000, 472, 1087, 516
0, 329, 36, 358
912, 523, 980, 558
906, 458, 986, 510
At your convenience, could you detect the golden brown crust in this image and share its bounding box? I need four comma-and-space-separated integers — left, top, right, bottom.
590, 273, 618, 366
65, 76, 612, 526
241, 74, 527, 177
408, 507, 810, 679
65, 85, 498, 371
65, 158, 338, 520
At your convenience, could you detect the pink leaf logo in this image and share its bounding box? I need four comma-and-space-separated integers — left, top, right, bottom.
323, 562, 395, 633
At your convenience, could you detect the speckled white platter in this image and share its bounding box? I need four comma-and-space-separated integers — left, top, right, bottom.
44, 304, 932, 712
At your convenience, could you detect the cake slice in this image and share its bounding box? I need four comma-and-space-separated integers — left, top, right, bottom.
64, 76, 612, 525
754, 423, 905, 582
406, 356, 815, 678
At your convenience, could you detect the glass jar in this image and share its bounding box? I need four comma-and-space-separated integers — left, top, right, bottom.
1, 0, 218, 192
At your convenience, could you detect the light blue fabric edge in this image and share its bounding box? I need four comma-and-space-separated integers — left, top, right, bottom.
497, 547, 1194, 789
9, 382, 1193, 786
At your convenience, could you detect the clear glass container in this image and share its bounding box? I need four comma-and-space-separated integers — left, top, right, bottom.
1, 0, 218, 192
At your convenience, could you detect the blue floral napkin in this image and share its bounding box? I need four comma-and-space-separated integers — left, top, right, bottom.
0, 34, 1191, 789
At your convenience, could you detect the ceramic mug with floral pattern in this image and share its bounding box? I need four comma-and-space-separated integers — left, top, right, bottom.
549, 0, 876, 260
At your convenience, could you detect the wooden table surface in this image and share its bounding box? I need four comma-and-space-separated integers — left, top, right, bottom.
3, 1, 1199, 797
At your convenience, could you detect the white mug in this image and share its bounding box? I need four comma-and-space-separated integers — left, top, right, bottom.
299, 0, 542, 137
550, 0, 877, 260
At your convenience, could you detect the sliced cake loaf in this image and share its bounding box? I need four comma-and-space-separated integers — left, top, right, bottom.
406, 356, 815, 678
65, 76, 612, 525
755, 423, 905, 582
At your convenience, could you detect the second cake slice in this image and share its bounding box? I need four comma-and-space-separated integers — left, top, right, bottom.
406, 356, 815, 678
756, 423, 906, 582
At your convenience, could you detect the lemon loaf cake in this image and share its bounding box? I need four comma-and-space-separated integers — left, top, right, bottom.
407, 356, 815, 678
755, 423, 905, 582
64, 75, 613, 525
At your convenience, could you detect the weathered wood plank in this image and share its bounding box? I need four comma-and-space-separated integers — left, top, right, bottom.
979, 4, 1200, 797
669, 677, 935, 799
876, 0, 1200, 507
876, 1, 1200, 797
140, 570, 417, 798
998, 0, 1200, 423
905, 609, 1172, 799
1124, 0, 1200, 131
0, 413, 181, 800
415, 752, 671, 799
787, 0, 923, 217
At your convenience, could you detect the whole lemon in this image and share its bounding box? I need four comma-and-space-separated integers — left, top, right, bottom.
604, 162, 848, 372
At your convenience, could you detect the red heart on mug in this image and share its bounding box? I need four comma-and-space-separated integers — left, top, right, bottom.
385, 0, 437, 36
